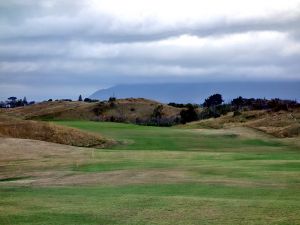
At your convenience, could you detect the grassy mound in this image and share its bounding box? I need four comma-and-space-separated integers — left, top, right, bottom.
0, 115, 114, 148
4, 101, 95, 120
4, 98, 181, 124
182, 109, 300, 138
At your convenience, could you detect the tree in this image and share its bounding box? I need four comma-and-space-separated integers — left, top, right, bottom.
231, 96, 244, 110
180, 104, 198, 124
15, 99, 24, 107
84, 98, 99, 103
152, 105, 164, 125
7, 97, 17, 107
78, 95, 83, 101
23, 97, 28, 105
8, 96, 17, 102
202, 94, 224, 118
203, 94, 223, 108
109, 97, 116, 102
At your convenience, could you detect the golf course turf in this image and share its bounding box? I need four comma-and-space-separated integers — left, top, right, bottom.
1, 121, 299, 225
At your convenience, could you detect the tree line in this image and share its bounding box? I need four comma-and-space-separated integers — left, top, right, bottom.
1, 94, 298, 127
0, 97, 35, 108
172, 94, 299, 124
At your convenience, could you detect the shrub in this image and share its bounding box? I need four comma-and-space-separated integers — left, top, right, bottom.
180, 104, 198, 124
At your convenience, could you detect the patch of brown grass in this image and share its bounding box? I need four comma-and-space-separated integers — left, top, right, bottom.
0, 115, 114, 147
4, 101, 96, 120
2, 98, 181, 123
182, 108, 300, 138
99, 98, 181, 123
245, 109, 300, 137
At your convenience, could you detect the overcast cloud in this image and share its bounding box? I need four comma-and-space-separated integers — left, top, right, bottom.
0, 0, 300, 100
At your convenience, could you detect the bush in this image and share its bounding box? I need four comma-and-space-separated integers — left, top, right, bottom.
233, 110, 242, 117
108, 97, 116, 102
180, 104, 198, 124
84, 98, 99, 103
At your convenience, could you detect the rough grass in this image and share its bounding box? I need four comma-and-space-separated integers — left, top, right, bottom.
181, 109, 300, 138
1, 121, 300, 225
3, 98, 181, 123
3, 101, 95, 120
1, 184, 300, 225
0, 115, 114, 148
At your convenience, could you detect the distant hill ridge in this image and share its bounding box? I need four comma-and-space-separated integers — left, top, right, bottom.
4, 98, 182, 125
2, 97, 299, 138
90, 82, 300, 103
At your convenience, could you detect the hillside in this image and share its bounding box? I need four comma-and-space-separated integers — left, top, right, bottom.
0, 115, 114, 148
3, 98, 182, 124
3, 98, 300, 138
181, 109, 300, 138
4, 100, 95, 120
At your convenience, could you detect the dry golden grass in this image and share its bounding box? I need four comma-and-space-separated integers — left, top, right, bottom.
100, 98, 181, 122
3, 98, 181, 123
4, 101, 96, 120
245, 109, 300, 137
183, 108, 300, 138
0, 115, 114, 148
4, 99, 299, 138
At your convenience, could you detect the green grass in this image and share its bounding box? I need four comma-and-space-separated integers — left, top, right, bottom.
1, 184, 300, 225
55, 121, 286, 151
1, 121, 300, 225
73, 160, 174, 172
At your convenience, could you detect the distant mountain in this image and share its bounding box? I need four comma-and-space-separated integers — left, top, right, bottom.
90, 82, 300, 103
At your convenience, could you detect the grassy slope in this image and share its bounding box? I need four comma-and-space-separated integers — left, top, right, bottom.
0, 115, 113, 148
1, 121, 300, 225
181, 109, 300, 138
3, 98, 181, 123
55, 121, 289, 151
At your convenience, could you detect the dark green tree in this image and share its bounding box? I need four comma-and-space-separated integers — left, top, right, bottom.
203, 94, 224, 118
152, 105, 164, 125
203, 94, 223, 107
7, 97, 17, 107
23, 97, 28, 105
231, 96, 244, 110
8, 96, 17, 102
180, 104, 198, 124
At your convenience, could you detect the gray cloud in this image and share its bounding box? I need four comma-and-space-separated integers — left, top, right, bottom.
0, 0, 300, 100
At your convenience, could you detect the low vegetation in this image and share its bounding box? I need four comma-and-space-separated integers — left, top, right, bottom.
181, 109, 300, 138
4, 98, 182, 126
0, 115, 114, 147
3, 94, 299, 129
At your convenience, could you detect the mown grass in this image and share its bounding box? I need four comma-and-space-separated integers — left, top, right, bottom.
73, 160, 174, 172
1, 184, 300, 225
55, 121, 287, 151
1, 121, 300, 225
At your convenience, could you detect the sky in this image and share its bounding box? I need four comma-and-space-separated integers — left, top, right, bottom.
0, 0, 300, 101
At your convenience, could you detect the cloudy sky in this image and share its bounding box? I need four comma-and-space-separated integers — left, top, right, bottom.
1, 0, 300, 100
